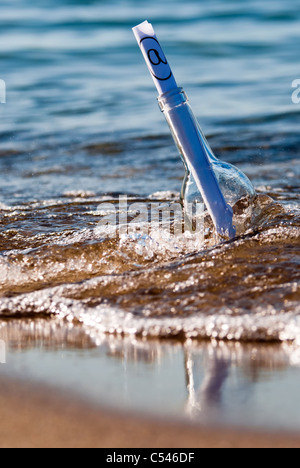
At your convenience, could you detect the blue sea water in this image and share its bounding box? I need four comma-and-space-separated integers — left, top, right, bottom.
0, 0, 299, 433
0, 0, 300, 201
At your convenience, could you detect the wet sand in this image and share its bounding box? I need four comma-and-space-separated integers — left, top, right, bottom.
0, 377, 299, 448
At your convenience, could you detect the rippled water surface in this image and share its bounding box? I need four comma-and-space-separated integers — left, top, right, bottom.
0, 0, 299, 431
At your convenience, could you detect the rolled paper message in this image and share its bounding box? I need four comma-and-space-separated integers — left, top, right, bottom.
133, 21, 236, 238
132, 21, 178, 95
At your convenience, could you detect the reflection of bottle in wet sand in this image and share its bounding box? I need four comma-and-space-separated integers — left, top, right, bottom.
0, 339, 6, 364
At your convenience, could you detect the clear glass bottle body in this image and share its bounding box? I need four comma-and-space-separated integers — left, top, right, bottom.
158, 88, 256, 237
181, 136, 256, 236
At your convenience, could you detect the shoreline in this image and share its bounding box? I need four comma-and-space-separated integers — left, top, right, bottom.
0, 376, 299, 448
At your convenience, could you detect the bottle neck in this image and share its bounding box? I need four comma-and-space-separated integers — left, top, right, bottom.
158, 87, 187, 112
158, 87, 218, 164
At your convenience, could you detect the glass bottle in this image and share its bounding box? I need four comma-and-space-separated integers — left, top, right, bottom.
158, 88, 256, 238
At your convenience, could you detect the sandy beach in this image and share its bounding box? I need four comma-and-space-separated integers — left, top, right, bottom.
0, 377, 299, 449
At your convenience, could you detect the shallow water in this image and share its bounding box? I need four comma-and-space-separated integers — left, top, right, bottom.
0, 0, 299, 431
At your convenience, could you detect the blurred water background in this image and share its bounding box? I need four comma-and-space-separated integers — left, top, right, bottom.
1, 0, 300, 202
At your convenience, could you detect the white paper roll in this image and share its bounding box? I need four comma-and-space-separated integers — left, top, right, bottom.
133, 21, 178, 96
